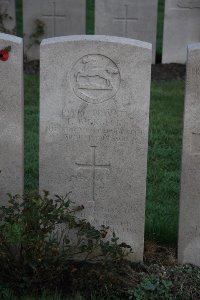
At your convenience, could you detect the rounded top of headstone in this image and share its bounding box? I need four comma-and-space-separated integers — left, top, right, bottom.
41, 35, 152, 50
188, 43, 200, 51
0, 33, 22, 45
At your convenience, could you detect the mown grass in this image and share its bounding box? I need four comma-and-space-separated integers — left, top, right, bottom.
156, 0, 165, 59
24, 75, 39, 192
16, 0, 22, 36
146, 81, 184, 244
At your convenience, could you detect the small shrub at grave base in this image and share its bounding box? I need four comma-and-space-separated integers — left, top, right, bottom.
129, 275, 174, 300
0, 192, 132, 297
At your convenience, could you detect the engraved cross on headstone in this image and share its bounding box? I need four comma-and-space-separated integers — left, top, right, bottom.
43, 1, 66, 36
114, 4, 138, 37
76, 146, 110, 202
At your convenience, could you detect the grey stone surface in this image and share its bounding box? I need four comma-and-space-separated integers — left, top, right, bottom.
23, 0, 86, 61
95, 0, 158, 63
39, 35, 152, 261
0, 33, 23, 205
162, 0, 200, 63
0, 0, 16, 34
178, 43, 200, 267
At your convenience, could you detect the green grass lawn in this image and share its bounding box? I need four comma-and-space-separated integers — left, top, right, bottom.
146, 81, 184, 244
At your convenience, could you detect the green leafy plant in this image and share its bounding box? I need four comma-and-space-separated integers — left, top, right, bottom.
0, 192, 132, 295
26, 19, 45, 54
129, 275, 173, 300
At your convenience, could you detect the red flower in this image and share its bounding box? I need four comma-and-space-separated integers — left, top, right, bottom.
0, 50, 9, 61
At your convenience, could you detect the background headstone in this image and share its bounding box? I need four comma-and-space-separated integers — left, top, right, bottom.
179, 43, 200, 266
40, 35, 152, 261
0, 33, 23, 205
162, 0, 200, 63
0, 0, 16, 34
23, 0, 86, 61
95, 0, 158, 63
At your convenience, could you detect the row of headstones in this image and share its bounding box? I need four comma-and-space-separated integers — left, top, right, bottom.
0, 32, 200, 266
1, 0, 200, 63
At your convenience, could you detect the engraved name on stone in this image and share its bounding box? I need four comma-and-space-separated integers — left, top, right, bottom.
42, 1, 66, 36
70, 54, 121, 104
114, 4, 138, 38
177, 0, 200, 8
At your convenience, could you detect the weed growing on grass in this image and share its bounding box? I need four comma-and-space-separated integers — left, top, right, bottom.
129, 276, 173, 300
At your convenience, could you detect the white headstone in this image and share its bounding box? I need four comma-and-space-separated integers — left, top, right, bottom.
178, 44, 200, 266
162, 0, 200, 63
0, 33, 23, 205
23, 0, 86, 61
0, 0, 16, 34
39, 36, 151, 261
95, 0, 158, 63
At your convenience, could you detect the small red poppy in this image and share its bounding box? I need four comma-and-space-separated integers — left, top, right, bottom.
0, 50, 9, 61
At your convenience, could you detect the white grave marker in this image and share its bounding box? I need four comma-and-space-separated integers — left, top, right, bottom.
23, 0, 86, 61
39, 36, 152, 261
95, 0, 158, 63
0, 33, 23, 205
162, 0, 200, 63
179, 43, 200, 266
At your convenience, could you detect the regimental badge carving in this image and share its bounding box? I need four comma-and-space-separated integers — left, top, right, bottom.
70, 54, 121, 104
177, 0, 200, 8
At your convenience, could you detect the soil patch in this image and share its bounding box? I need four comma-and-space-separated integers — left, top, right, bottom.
152, 63, 186, 81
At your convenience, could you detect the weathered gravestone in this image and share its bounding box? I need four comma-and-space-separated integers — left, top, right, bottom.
179, 43, 200, 266
39, 35, 152, 261
0, 0, 16, 34
162, 0, 200, 63
0, 33, 23, 205
95, 0, 158, 63
23, 0, 86, 61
